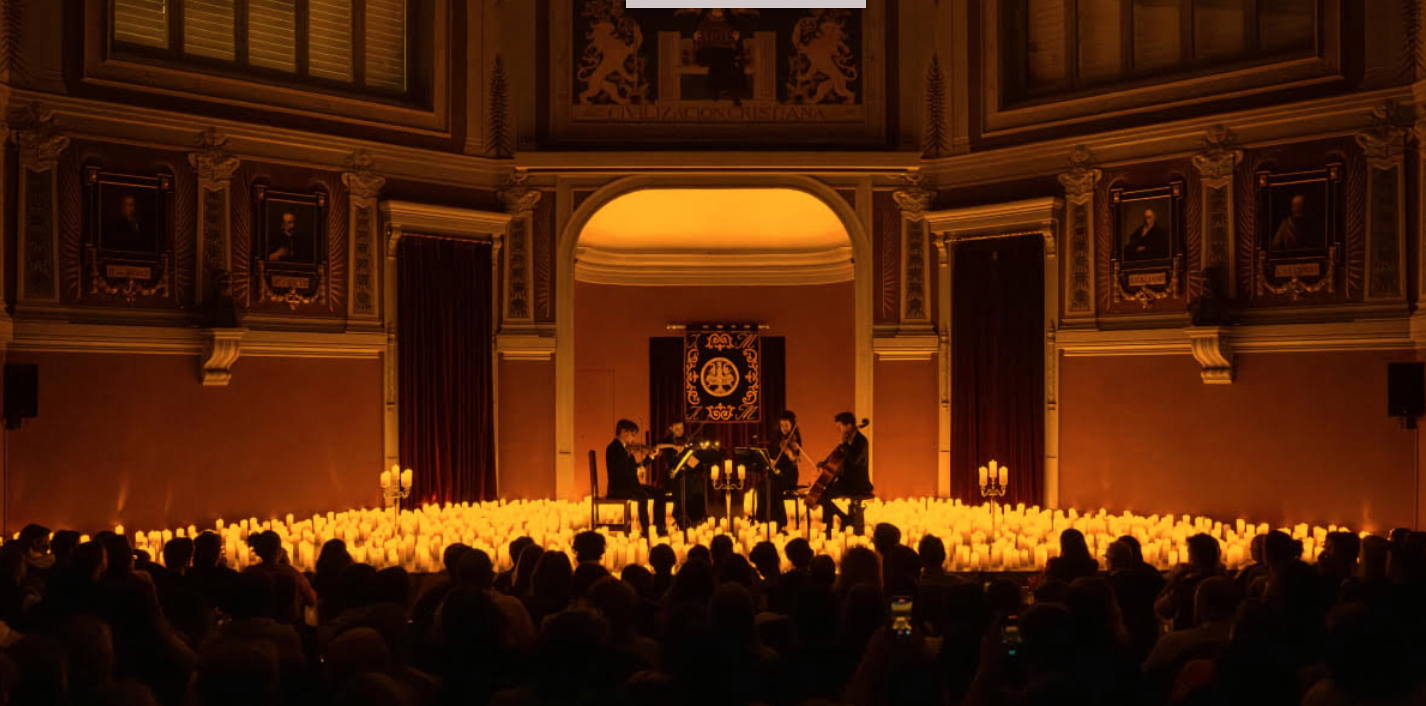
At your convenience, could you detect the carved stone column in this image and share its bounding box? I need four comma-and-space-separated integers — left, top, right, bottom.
892, 175, 935, 329
498, 170, 542, 332
343, 150, 387, 325
1356, 103, 1408, 302
1192, 125, 1243, 300
1058, 146, 1101, 324
10, 104, 69, 307
189, 127, 241, 307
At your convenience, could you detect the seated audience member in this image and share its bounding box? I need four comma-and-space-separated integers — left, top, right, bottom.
458, 550, 536, 649
1038, 529, 1099, 586
1106, 538, 1166, 662
648, 544, 676, 600
246, 531, 317, 611
1235, 534, 1269, 597
1156, 533, 1225, 630
494, 536, 534, 594
1143, 576, 1238, 692
1317, 531, 1360, 607
524, 551, 573, 626
572, 532, 606, 565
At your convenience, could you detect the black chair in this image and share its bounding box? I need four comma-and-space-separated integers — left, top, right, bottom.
589, 449, 634, 534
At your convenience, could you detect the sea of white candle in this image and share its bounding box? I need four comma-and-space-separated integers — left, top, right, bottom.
84, 496, 1367, 576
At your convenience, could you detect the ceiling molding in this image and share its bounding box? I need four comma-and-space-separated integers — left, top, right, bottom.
12, 89, 508, 188
496, 333, 556, 361
380, 201, 512, 239
8, 321, 384, 358
574, 246, 854, 286
516, 151, 923, 173
1057, 317, 1423, 357
873, 331, 940, 361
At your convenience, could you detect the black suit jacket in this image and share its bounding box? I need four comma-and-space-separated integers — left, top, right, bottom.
831, 430, 871, 495
605, 439, 645, 495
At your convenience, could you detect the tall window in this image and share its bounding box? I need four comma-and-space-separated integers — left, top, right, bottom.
110, 0, 410, 95
1005, 0, 1317, 101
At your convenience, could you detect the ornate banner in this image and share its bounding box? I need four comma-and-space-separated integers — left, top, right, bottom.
684, 323, 760, 422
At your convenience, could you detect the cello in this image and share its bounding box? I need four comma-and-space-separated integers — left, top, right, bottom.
804, 418, 869, 506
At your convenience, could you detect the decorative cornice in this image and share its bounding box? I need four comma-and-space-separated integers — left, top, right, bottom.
199, 328, 247, 386
574, 246, 854, 286
9, 102, 70, 170
1356, 101, 1410, 165
341, 149, 386, 200
872, 331, 939, 361
496, 333, 556, 361
1057, 146, 1101, 198
498, 170, 543, 215
1191, 125, 1243, 180
380, 200, 512, 258
1058, 317, 1426, 357
188, 127, 241, 183
1187, 326, 1235, 384
7, 321, 385, 358
924, 197, 1063, 259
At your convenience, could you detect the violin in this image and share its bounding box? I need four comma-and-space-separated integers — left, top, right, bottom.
770, 421, 800, 473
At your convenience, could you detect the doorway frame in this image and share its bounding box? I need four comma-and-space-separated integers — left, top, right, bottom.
554, 175, 874, 499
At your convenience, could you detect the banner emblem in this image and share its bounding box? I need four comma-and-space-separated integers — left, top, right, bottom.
684, 324, 760, 422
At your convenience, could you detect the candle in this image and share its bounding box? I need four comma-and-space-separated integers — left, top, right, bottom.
712, 466, 721, 481
737, 464, 745, 481
998, 465, 1008, 486
978, 466, 988, 487
381, 471, 392, 488
401, 469, 413, 489
724, 459, 733, 479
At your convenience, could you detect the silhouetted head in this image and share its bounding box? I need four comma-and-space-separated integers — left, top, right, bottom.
316, 539, 352, 576
163, 537, 194, 572
872, 523, 901, 555
710, 535, 735, 567
1059, 529, 1091, 563
649, 544, 676, 575
1194, 576, 1240, 625
785, 538, 813, 571
918, 534, 946, 573
193, 531, 224, 568
456, 550, 496, 590
749, 541, 780, 580
1187, 533, 1222, 574
573, 531, 606, 564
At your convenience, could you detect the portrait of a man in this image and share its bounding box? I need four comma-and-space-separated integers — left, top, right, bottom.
101, 188, 159, 254
1269, 193, 1320, 251
1118, 193, 1174, 263
262, 201, 320, 266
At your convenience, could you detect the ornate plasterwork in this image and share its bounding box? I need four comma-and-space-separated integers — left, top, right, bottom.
1058, 147, 1100, 318
11, 103, 69, 303
499, 170, 542, 324
190, 128, 241, 305
344, 150, 386, 320
1187, 327, 1235, 384
199, 328, 247, 386
1357, 103, 1409, 301
1192, 126, 1243, 299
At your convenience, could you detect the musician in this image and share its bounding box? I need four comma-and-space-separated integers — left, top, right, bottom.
605, 419, 667, 536
761, 410, 802, 527
660, 421, 707, 526
818, 411, 872, 536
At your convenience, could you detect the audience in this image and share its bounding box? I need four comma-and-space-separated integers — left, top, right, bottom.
1, 522, 1422, 706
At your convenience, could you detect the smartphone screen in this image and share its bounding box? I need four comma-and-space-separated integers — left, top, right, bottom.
1001, 615, 1022, 656
890, 597, 913, 638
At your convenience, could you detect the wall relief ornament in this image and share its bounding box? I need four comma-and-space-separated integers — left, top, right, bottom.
1356, 101, 1410, 164
498, 170, 543, 215
1059, 147, 1100, 317
576, 0, 650, 105
9, 103, 69, 171
1057, 146, 1102, 198
785, 9, 858, 105
891, 172, 935, 219
189, 128, 240, 183
1191, 125, 1242, 181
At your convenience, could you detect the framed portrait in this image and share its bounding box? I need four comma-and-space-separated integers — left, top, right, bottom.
1110, 181, 1182, 307
1255, 163, 1342, 299
83, 166, 173, 303
253, 185, 329, 310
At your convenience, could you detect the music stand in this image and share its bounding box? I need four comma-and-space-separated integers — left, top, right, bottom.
735, 446, 776, 540
670, 440, 718, 542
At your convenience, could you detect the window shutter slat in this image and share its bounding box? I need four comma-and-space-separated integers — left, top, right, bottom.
112, 0, 170, 48
183, 0, 236, 61
308, 0, 354, 83
1194, 0, 1246, 60
1026, 0, 1067, 87
364, 0, 407, 91
1132, 0, 1184, 73
248, 0, 297, 72
1077, 0, 1123, 83
1258, 0, 1314, 53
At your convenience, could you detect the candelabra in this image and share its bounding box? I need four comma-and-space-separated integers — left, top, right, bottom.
978, 460, 1009, 537
711, 459, 747, 525
381, 465, 412, 537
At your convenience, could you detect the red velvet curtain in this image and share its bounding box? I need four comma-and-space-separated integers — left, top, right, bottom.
649, 336, 786, 489
398, 235, 496, 506
950, 235, 1044, 506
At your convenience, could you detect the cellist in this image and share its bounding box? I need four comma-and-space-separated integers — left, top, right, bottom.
818, 411, 872, 537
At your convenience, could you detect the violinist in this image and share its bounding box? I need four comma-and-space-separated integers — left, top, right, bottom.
761, 410, 802, 527
606, 419, 667, 536
661, 421, 707, 525
818, 411, 872, 536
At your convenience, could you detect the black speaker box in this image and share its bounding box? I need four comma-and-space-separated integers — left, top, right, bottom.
1388, 362, 1425, 418
3, 364, 37, 429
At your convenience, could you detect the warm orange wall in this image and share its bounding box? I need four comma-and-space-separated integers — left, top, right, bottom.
3, 352, 382, 534
1060, 351, 1419, 532
497, 360, 557, 499
573, 282, 856, 498
872, 359, 940, 498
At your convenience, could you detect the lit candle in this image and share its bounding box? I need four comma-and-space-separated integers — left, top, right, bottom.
737, 464, 745, 481
998, 465, 1008, 486
401, 469, 413, 489
381, 471, 392, 489
724, 459, 733, 479
978, 466, 988, 487
712, 466, 721, 481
